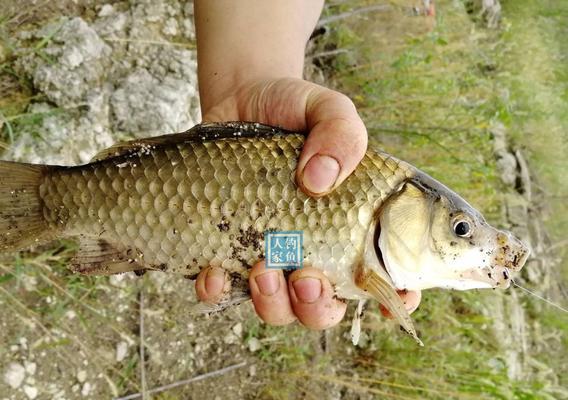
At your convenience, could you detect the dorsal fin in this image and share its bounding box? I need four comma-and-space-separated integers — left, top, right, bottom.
90, 132, 193, 162
90, 122, 303, 162
195, 121, 302, 140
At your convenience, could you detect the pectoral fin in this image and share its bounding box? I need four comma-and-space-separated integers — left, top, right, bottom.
356, 267, 423, 346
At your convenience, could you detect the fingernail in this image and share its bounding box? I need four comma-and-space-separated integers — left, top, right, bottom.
255, 272, 279, 296
379, 304, 393, 319
301, 155, 340, 195
292, 277, 322, 304
205, 267, 225, 296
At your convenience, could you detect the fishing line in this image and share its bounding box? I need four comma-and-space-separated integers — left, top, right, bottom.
512, 279, 568, 314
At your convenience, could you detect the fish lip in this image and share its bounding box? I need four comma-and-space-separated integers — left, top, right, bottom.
499, 230, 531, 272
480, 266, 512, 288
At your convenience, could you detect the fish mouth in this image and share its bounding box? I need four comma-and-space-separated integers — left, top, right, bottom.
496, 231, 531, 272
467, 266, 512, 289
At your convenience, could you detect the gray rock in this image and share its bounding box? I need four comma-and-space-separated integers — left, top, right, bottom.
20, 18, 111, 107
111, 69, 196, 135
93, 11, 129, 37
8, 1, 199, 165
6, 102, 114, 165
4, 362, 25, 389
23, 385, 38, 399
247, 337, 261, 352
162, 17, 179, 36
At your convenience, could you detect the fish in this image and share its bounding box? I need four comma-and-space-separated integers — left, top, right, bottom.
0, 122, 529, 344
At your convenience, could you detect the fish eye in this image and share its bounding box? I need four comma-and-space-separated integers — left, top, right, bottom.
453, 220, 472, 238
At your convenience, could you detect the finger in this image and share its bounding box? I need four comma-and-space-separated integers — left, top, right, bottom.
195, 266, 231, 303
380, 290, 422, 318
249, 261, 296, 326
296, 88, 367, 197
288, 267, 347, 330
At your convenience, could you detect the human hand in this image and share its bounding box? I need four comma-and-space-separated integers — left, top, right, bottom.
193, 1, 420, 329
194, 77, 422, 328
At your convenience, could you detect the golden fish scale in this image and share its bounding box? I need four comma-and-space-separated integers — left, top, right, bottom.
38, 135, 414, 279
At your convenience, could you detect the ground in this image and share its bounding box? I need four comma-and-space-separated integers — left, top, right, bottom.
0, 1, 567, 399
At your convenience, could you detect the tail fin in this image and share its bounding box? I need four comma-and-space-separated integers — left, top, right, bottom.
0, 161, 54, 251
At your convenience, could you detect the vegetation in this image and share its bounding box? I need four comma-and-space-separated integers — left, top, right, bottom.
0, 0, 566, 398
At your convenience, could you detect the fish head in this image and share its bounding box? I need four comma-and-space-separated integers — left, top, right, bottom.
376, 174, 530, 291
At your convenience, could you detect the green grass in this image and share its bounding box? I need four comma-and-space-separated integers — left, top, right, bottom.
1, 0, 566, 398
284, 0, 567, 398
0, 6, 69, 147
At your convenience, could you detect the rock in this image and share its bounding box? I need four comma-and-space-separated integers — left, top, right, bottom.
81, 382, 92, 396
7, 102, 115, 165
65, 310, 77, 320
249, 365, 257, 377
116, 341, 129, 362
22, 275, 38, 292
491, 122, 518, 186
4, 362, 25, 388
162, 17, 179, 36
109, 274, 127, 288
247, 338, 261, 352
98, 4, 115, 17
232, 323, 243, 337
20, 17, 111, 107
496, 152, 518, 186
24, 362, 37, 375
7, 2, 199, 166
111, 69, 196, 136
77, 370, 87, 383
138, 0, 167, 22
23, 385, 38, 399
480, 0, 502, 28
93, 11, 128, 37
224, 333, 238, 345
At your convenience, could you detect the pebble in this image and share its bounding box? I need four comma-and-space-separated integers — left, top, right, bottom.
98, 4, 114, 17
223, 333, 238, 345
116, 341, 128, 362
4, 362, 25, 388
23, 385, 38, 399
77, 370, 87, 383
247, 338, 261, 352
249, 365, 257, 377
25, 362, 37, 375
232, 322, 243, 337
65, 310, 77, 320
81, 382, 92, 396
109, 274, 126, 288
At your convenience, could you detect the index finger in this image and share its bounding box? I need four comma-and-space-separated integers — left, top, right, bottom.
296, 88, 367, 197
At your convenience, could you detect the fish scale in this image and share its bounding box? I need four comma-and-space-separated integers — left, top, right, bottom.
36, 128, 412, 285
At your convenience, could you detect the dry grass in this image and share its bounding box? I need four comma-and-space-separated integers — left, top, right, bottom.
0, 0, 566, 398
